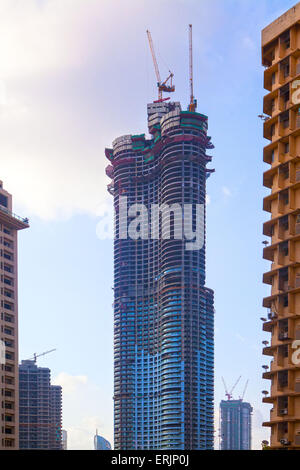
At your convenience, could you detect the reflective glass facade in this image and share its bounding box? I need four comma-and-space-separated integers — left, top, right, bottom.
220, 400, 253, 450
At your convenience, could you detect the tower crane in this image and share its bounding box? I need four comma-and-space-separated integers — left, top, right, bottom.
26, 349, 56, 363
146, 30, 175, 102
239, 379, 249, 401
188, 24, 197, 112
222, 375, 242, 400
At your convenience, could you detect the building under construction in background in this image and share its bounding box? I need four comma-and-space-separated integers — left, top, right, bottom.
19, 358, 63, 449
106, 26, 215, 449
219, 377, 252, 450
262, 2, 300, 449
220, 400, 253, 450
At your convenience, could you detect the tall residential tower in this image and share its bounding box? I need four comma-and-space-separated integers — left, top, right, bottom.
262, 2, 300, 449
220, 399, 252, 450
0, 180, 29, 449
19, 360, 63, 449
106, 101, 214, 449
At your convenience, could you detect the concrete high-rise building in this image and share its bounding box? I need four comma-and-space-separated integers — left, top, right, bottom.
94, 430, 111, 450
62, 429, 67, 450
19, 360, 63, 449
262, 2, 300, 449
220, 400, 252, 450
106, 100, 215, 449
50, 385, 63, 449
0, 180, 29, 449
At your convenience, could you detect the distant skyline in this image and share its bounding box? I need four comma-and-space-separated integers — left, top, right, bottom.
0, 0, 297, 449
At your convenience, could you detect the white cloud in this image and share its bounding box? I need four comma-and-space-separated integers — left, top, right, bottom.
0, 0, 83, 79
0, 0, 221, 221
53, 372, 87, 394
222, 186, 231, 198
0, 0, 135, 220
53, 372, 113, 450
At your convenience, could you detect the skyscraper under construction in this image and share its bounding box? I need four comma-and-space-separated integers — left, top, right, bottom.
19, 360, 63, 450
220, 400, 252, 450
106, 26, 215, 448
262, 2, 300, 449
106, 100, 214, 450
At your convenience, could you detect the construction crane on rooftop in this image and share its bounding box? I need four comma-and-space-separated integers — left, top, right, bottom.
188, 24, 197, 112
146, 30, 175, 103
222, 375, 242, 401
239, 379, 249, 401
26, 349, 56, 363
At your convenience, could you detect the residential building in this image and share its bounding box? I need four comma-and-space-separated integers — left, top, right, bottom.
62, 429, 67, 450
106, 100, 215, 449
19, 360, 62, 449
220, 399, 252, 450
0, 180, 29, 449
262, 1, 300, 449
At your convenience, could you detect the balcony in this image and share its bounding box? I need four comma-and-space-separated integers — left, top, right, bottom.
0, 205, 29, 230
278, 331, 291, 341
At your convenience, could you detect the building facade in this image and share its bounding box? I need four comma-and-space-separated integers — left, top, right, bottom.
220, 400, 252, 450
62, 429, 67, 450
19, 360, 62, 449
0, 180, 29, 449
50, 385, 63, 449
106, 101, 214, 450
262, 2, 300, 449
94, 431, 112, 450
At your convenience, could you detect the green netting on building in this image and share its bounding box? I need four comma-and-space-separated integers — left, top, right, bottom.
144, 155, 155, 163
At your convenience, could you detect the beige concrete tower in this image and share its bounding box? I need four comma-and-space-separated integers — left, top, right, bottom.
0, 181, 28, 449
262, 2, 300, 449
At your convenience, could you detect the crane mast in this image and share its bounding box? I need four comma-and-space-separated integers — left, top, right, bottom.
230, 375, 241, 398
222, 375, 242, 400
146, 30, 175, 102
240, 379, 249, 401
146, 30, 161, 90
221, 376, 230, 400
188, 24, 197, 112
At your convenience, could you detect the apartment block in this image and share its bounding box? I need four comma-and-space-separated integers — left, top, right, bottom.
19, 360, 62, 449
0, 180, 29, 449
106, 101, 215, 449
262, 2, 300, 449
220, 400, 252, 450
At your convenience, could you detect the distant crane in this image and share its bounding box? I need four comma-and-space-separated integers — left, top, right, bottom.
239, 379, 249, 401
146, 30, 175, 102
188, 24, 197, 112
26, 349, 56, 363
221, 375, 241, 401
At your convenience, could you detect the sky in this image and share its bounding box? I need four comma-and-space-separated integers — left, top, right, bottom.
0, 0, 298, 450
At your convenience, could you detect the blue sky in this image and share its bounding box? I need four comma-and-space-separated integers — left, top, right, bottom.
0, 0, 298, 449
